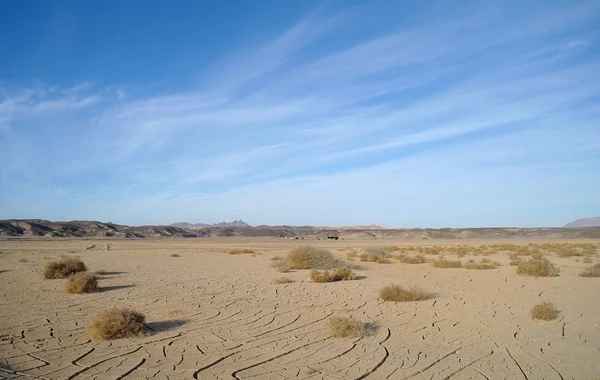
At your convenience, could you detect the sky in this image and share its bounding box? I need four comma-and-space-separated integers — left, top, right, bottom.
1, 0, 599, 228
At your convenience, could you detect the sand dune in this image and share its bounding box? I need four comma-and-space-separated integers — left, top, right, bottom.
1, 239, 599, 379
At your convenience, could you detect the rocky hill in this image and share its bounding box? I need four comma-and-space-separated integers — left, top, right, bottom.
2, 219, 600, 239
563, 217, 600, 228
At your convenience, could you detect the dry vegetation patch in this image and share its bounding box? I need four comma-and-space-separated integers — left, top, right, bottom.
66, 273, 98, 294
170, 253, 181, 257
380, 284, 433, 302
359, 248, 392, 263
286, 246, 347, 270
516, 258, 560, 277
228, 248, 256, 254
327, 317, 366, 338
43, 256, 87, 279
310, 268, 357, 283
580, 263, 600, 277
88, 309, 146, 340
394, 254, 427, 264
464, 258, 500, 270
531, 302, 559, 321
432, 259, 462, 268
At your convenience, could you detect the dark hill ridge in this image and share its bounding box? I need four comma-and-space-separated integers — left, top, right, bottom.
1, 219, 600, 239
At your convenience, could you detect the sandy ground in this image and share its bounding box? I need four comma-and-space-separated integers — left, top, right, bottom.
0, 238, 599, 380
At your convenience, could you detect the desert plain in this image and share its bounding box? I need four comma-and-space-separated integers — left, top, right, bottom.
1, 238, 599, 380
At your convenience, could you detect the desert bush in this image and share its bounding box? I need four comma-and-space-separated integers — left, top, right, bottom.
359, 248, 391, 262
43, 257, 87, 279
18, 258, 29, 262
311, 268, 356, 283
327, 317, 366, 338
66, 273, 98, 294
170, 253, 181, 257
516, 258, 560, 277
346, 251, 357, 258
580, 263, 600, 277
582, 256, 593, 264
530, 302, 559, 321
379, 284, 432, 302
88, 309, 146, 340
464, 259, 500, 270
229, 248, 255, 254
432, 260, 462, 268
394, 254, 427, 264
286, 246, 346, 270
270, 256, 282, 261
272, 276, 293, 284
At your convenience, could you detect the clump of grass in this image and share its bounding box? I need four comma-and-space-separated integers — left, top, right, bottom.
464, 259, 500, 270
359, 247, 391, 263
229, 248, 255, 254
170, 253, 181, 257
18, 258, 29, 262
88, 309, 146, 340
326, 317, 366, 338
286, 246, 346, 270
272, 276, 293, 284
516, 258, 560, 277
530, 302, 559, 321
394, 254, 427, 264
66, 273, 98, 294
582, 256, 593, 264
43, 256, 87, 279
96, 269, 108, 275
310, 268, 357, 283
379, 285, 433, 302
432, 260, 462, 268
270, 256, 282, 261
580, 263, 600, 277
346, 251, 357, 258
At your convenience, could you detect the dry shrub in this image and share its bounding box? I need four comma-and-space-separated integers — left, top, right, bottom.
359, 247, 391, 262
516, 258, 560, 277
531, 302, 559, 321
310, 268, 356, 283
270, 256, 282, 261
509, 258, 523, 266
18, 258, 29, 262
327, 317, 365, 338
43, 256, 87, 279
66, 273, 98, 294
88, 309, 146, 340
394, 254, 427, 264
531, 252, 544, 260
580, 263, 600, 277
272, 276, 293, 284
379, 284, 432, 302
432, 260, 462, 268
582, 256, 593, 264
286, 246, 346, 270
464, 259, 500, 270
229, 248, 256, 254
170, 253, 181, 257
346, 251, 357, 258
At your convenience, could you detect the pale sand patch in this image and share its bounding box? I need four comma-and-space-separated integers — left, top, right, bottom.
0, 238, 599, 379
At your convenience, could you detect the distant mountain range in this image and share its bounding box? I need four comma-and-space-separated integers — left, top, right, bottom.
563, 217, 600, 228
2, 219, 600, 239
170, 220, 250, 229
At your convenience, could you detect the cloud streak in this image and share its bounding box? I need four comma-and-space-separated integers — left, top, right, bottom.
1, 1, 599, 226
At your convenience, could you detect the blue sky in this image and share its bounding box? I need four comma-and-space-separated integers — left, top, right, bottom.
1, 1, 599, 227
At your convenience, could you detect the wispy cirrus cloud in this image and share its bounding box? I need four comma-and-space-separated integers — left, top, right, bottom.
1, 1, 599, 225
